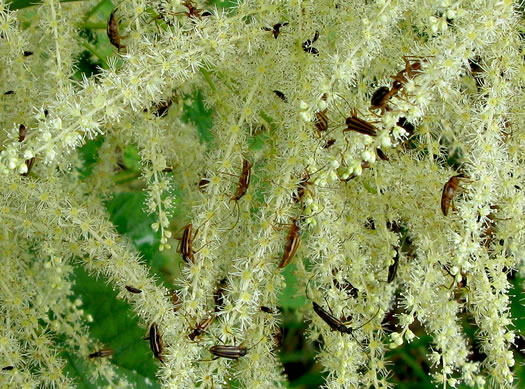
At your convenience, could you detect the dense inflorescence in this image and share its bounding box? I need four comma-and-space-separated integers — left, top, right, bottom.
0, 0, 523, 387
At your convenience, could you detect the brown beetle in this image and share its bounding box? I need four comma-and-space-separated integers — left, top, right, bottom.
188, 315, 214, 341
441, 175, 470, 216
214, 278, 227, 313
278, 218, 301, 268
169, 289, 182, 311
343, 110, 377, 137
313, 94, 329, 136
18, 124, 26, 143
107, 8, 126, 52
231, 158, 252, 202
209, 344, 247, 360
223, 158, 253, 230
176, 223, 198, 264
89, 349, 114, 359
369, 82, 403, 116
273, 90, 287, 102
125, 285, 142, 294
175, 214, 214, 263
146, 323, 164, 363
392, 55, 427, 86
198, 177, 210, 192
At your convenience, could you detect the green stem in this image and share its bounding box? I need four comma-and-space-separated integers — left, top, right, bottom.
81, 22, 107, 30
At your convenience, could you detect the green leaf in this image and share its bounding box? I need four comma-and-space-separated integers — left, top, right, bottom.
69, 267, 160, 386
77, 136, 105, 179
6, 0, 74, 11
122, 144, 142, 172
182, 90, 213, 143
279, 263, 306, 310
105, 192, 161, 262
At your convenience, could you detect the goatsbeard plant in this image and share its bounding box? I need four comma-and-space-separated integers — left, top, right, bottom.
0, 0, 523, 387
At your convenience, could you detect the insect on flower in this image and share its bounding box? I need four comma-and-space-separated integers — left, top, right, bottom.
441, 174, 470, 216
18, 124, 35, 177
273, 90, 288, 102
2, 366, 14, 371
188, 315, 214, 341
146, 323, 164, 363
89, 349, 114, 358
306, 276, 379, 341
313, 93, 329, 136
214, 278, 227, 313
220, 158, 253, 230
18, 124, 26, 142
278, 218, 301, 268
107, 8, 126, 52
125, 285, 142, 294
332, 268, 358, 298
209, 344, 247, 360
386, 249, 400, 283
181, 0, 207, 19
207, 332, 264, 361
392, 55, 427, 86
369, 82, 403, 116
260, 306, 273, 314
343, 109, 377, 137
302, 30, 319, 55
168, 289, 182, 311
175, 213, 214, 264
263, 22, 289, 39
231, 158, 252, 202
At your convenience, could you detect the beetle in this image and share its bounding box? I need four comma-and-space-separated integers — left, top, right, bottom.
19, 124, 26, 142
302, 30, 319, 55
169, 289, 182, 311
231, 158, 252, 202
312, 301, 379, 341
292, 166, 318, 204
146, 323, 164, 363
107, 8, 126, 52
198, 177, 210, 192
343, 110, 377, 137
332, 268, 358, 298
260, 306, 273, 314
151, 99, 172, 118
386, 249, 400, 283
263, 22, 289, 39
314, 94, 329, 136
278, 218, 301, 268
214, 278, 227, 313
209, 344, 247, 360
273, 90, 287, 102
188, 315, 214, 341
369, 82, 403, 116
441, 175, 470, 216
176, 223, 197, 263
175, 213, 215, 263
125, 285, 142, 294
88, 349, 114, 359
2, 366, 13, 371
322, 138, 336, 149
392, 55, 427, 86
223, 158, 253, 230
182, 0, 206, 19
